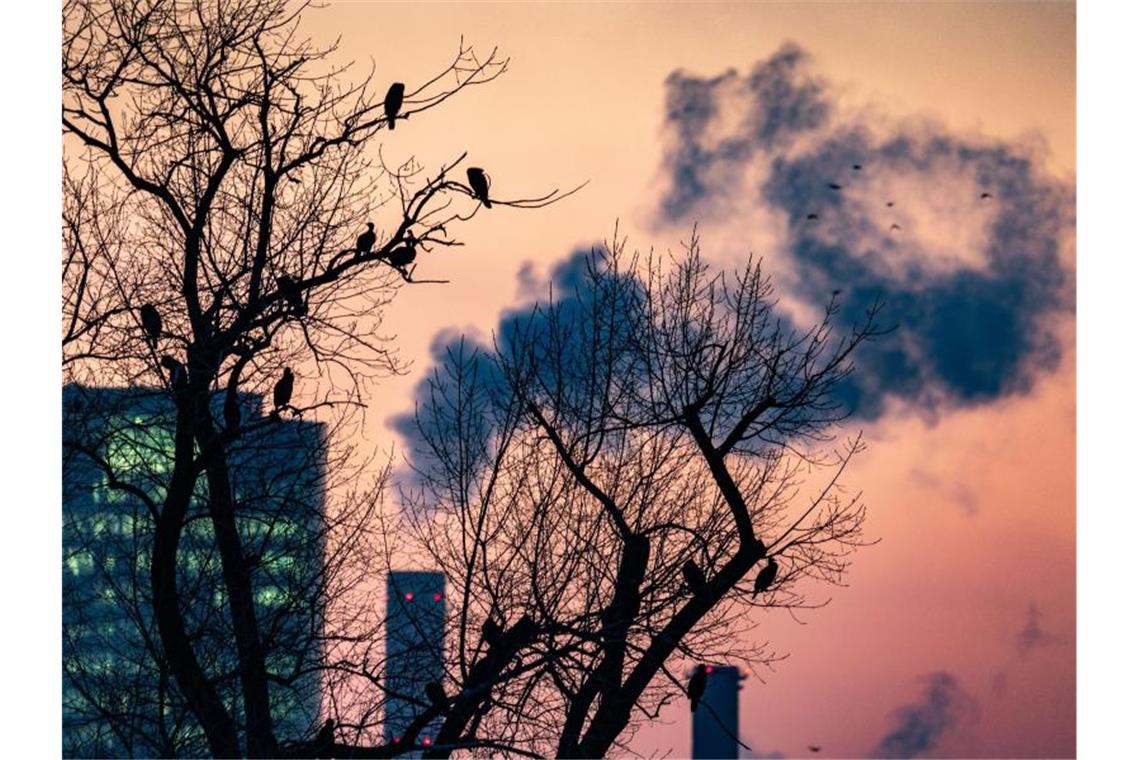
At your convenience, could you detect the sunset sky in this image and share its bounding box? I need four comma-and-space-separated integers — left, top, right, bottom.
284, 2, 1077, 758
41, 0, 1080, 757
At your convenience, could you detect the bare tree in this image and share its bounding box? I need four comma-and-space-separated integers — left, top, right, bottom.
398, 231, 883, 757
61, 0, 576, 756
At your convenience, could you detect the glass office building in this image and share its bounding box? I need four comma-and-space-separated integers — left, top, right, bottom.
62, 384, 327, 757
692, 665, 744, 760
385, 570, 446, 751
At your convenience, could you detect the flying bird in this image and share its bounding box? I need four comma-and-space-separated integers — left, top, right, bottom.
467, 167, 492, 208
852, 164, 862, 170
980, 192, 993, 200
356, 222, 377, 254
276, 275, 306, 315
752, 557, 778, 598
316, 719, 335, 756
808, 745, 822, 753
481, 616, 503, 647
827, 183, 843, 191
384, 82, 405, 130
886, 201, 895, 208
682, 559, 706, 596
806, 213, 819, 221
140, 304, 162, 349
687, 665, 710, 713
425, 681, 448, 712
273, 367, 294, 414
159, 355, 186, 388
890, 223, 902, 232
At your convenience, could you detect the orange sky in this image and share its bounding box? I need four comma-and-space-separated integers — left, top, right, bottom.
301, 3, 1074, 757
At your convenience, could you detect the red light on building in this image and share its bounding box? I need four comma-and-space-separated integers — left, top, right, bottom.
433, 592, 443, 602
404, 592, 414, 601
422, 737, 433, 747
705, 665, 714, 674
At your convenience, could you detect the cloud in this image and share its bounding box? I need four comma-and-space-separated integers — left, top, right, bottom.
870, 672, 978, 759
657, 43, 1074, 421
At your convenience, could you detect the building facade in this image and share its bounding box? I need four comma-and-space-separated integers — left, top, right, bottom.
62, 384, 327, 757
692, 665, 744, 760
385, 570, 446, 751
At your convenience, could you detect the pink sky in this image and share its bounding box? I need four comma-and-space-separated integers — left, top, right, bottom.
303, 3, 1074, 757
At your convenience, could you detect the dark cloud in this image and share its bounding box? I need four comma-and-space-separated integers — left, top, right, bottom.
658, 44, 1073, 421
870, 672, 978, 759
661, 43, 830, 221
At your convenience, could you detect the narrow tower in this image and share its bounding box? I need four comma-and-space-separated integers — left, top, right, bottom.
692, 665, 744, 759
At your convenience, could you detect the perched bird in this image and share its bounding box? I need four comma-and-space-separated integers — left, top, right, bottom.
386, 244, 417, 270
827, 183, 843, 191
752, 557, 778, 598
467, 167, 492, 208
682, 559, 706, 596
140, 304, 162, 349
806, 213, 819, 221
159, 355, 186, 388
808, 745, 822, 753
481, 616, 503, 647
316, 719, 335, 756
687, 664, 710, 713
852, 164, 862, 170
356, 222, 377, 254
890, 223, 902, 232
425, 681, 448, 712
276, 275, 306, 315
273, 367, 294, 413
224, 392, 241, 431
384, 82, 405, 130
980, 192, 993, 200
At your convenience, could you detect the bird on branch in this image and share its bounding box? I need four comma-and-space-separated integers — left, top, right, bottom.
752, 557, 778, 598
425, 681, 449, 713
682, 559, 706, 597
276, 275, 306, 315
140, 304, 162, 349
356, 222, 377, 254
159, 355, 186, 389
385, 82, 405, 130
316, 718, 335, 758
273, 367, 294, 417
687, 664, 711, 712
467, 167, 492, 208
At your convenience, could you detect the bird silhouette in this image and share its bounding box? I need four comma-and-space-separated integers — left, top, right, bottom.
832, 289, 842, 297
752, 557, 778, 598
316, 718, 335, 757
425, 681, 448, 712
890, 223, 902, 232
482, 616, 503, 647
980, 192, 993, 200
808, 745, 822, 753
687, 664, 710, 712
886, 201, 895, 208
852, 164, 862, 170
356, 222, 376, 254
827, 183, 843, 191
140, 304, 162, 349
159, 355, 186, 388
682, 559, 706, 596
273, 367, 294, 413
276, 275, 306, 315
386, 244, 417, 270
384, 82, 405, 130
806, 213, 819, 221
467, 167, 492, 208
